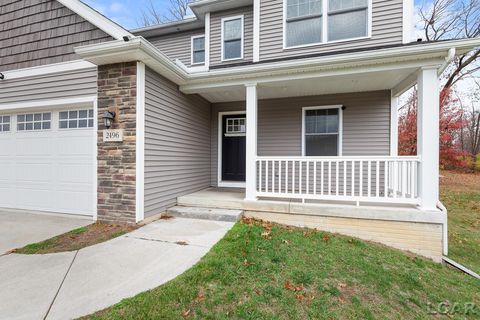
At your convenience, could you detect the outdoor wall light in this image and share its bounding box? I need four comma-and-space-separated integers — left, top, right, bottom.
103, 111, 116, 129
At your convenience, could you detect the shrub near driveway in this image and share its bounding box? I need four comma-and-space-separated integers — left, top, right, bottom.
88, 219, 479, 320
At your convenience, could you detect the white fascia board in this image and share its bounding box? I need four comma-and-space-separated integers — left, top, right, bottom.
1, 60, 95, 80
75, 37, 189, 85
190, 0, 253, 17
75, 37, 480, 93
57, 0, 133, 40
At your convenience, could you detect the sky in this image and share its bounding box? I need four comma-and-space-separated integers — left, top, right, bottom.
83, 0, 172, 30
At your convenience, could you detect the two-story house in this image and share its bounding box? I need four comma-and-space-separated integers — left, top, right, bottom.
1, 0, 479, 261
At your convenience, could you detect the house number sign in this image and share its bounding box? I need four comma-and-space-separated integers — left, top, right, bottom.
103, 129, 124, 142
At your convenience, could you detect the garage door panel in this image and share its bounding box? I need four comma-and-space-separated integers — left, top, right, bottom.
54, 190, 93, 213
0, 108, 95, 216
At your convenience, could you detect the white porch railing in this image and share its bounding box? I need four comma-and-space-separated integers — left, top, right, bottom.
256, 156, 421, 205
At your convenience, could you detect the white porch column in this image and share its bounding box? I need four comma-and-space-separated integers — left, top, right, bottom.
417, 67, 440, 211
245, 83, 258, 201
390, 94, 399, 156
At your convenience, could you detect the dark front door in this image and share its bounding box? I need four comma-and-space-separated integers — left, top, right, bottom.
222, 114, 246, 182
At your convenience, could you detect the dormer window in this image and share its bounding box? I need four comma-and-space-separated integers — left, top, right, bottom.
191, 35, 205, 65
286, 0, 323, 47
328, 0, 368, 41
284, 0, 371, 48
222, 15, 244, 61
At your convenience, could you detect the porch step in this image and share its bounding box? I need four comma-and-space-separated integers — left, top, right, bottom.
166, 206, 244, 222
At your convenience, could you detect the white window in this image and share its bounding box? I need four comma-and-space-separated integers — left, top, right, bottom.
59, 109, 94, 129
286, 0, 323, 47
328, 0, 368, 41
302, 106, 342, 156
284, 0, 370, 48
0, 115, 10, 132
191, 35, 205, 65
17, 113, 51, 131
222, 16, 244, 61
226, 117, 246, 135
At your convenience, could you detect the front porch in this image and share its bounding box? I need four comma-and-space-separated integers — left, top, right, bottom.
177, 187, 447, 261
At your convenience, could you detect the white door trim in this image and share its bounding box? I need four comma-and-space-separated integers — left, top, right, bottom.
217, 110, 246, 188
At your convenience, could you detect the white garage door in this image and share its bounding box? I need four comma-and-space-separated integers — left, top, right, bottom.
0, 108, 95, 216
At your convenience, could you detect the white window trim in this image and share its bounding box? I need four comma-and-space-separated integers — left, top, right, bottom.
217, 110, 247, 188
221, 15, 245, 62
301, 105, 343, 157
283, 0, 373, 50
191, 34, 206, 65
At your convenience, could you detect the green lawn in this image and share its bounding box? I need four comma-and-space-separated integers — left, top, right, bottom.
87, 218, 480, 319
440, 171, 480, 274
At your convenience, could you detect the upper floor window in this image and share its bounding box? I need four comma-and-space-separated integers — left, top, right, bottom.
328, 0, 369, 41
191, 35, 205, 65
285, 0, 370, 48
286, 0, 323, 47
222, 16, 244, 61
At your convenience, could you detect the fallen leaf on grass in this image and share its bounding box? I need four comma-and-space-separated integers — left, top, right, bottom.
243, 259, 255, 266
284, 281, 305, 292
261, 231, 271, 239
181, 309, 191, 318
282, 239, 290, 245
338, 282, 347, 289
295, 294, 305, 301
322, 234, 331, 242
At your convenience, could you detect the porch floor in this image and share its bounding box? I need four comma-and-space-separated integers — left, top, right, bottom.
177, 188, 445, 225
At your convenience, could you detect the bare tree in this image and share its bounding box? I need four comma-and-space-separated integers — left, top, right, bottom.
418, 0, 480, 89
139, 0, 192, 27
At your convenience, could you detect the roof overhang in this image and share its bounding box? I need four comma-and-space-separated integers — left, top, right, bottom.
131, 17, 205, 38
57, 0, 133, 40
189, 0, 253, 17
75, 37, 480, 101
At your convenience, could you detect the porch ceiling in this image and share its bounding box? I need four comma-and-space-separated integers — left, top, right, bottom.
196, 67, 419, 103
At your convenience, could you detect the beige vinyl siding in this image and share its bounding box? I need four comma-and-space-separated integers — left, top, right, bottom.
211, 91, 391, 186
144, 67, 211, 217
210, 6, 254, 66
0, 0, 112, 72
147, 29, 205, 67
260, 0, 403, 61
0, 67, 97, 105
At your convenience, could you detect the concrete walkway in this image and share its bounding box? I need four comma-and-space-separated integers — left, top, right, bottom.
0, 217, 234, 320
0, 210, 92, 254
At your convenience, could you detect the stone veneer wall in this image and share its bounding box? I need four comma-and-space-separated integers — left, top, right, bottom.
97, 62, 137, 223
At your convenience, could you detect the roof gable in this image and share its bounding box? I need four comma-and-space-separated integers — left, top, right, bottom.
0, 0, 131, 72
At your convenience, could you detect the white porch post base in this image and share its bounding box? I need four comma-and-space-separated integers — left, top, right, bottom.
417, 67, 440, 211
245, 83, 258, 201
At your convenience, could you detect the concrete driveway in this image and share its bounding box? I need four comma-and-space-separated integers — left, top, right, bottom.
0, 209, 92, 254
0, 217, 234, 320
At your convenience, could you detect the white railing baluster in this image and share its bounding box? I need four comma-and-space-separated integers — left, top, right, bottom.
328, 161, 331, 195
359, 160, 363, 197
254, 156, 420, 205
352, 160, 355, 196
335, 161, 339, 196
367, 160, 371, 197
